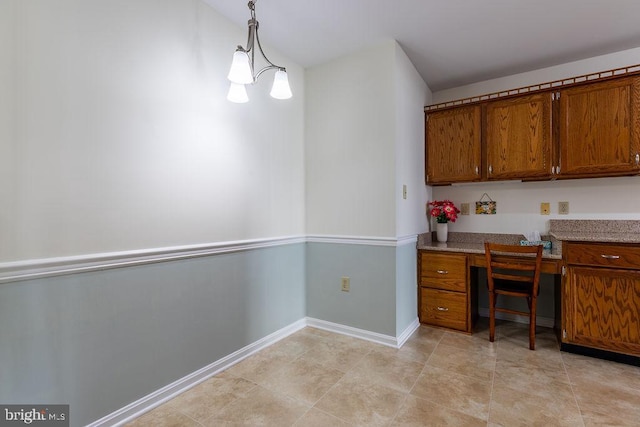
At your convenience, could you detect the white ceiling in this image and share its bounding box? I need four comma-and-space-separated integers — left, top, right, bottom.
204, 0, 640, 92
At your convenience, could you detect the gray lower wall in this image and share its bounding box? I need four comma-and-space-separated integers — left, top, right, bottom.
395, 243, 418, 336
306, 242, 397, 336
0, 243, 306, 427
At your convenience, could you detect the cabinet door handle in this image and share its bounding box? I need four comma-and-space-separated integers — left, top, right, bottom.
436, 270, 448, 275
488, 165, 493, 174
475, 166, 479, 175
601, 254, 620, 260
636, 153, 639, 166
436, 306, 449, 312
551, 166, 555, 174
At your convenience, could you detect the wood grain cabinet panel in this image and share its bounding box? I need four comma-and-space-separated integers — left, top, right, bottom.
485, 93, 553, 180
563, 241, 640, 357
419, 252, 467, 292
421, 288, 468, 332
566, 242, 640, 269
566, 266, 640, 355
558, 77, 640, 177
425, 106, 481, 185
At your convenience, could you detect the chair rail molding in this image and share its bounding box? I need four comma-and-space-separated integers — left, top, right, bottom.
0, 235, 306, 284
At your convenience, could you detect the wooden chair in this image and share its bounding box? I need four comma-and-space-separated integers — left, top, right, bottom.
484, 242, 543, 350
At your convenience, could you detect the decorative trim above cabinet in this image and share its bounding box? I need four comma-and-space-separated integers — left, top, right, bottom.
425, 64, 640, 112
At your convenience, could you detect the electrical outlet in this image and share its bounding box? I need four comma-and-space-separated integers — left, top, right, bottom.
341, 277, 350, 292
540, 202, 550, 215
460, 203, 470, 215
558, 201, 569, 215
402, 184, 407, 200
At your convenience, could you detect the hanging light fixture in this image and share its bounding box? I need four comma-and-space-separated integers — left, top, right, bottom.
227, 0, 292, 103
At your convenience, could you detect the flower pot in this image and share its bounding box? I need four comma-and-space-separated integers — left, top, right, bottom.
436, 223, 448, 242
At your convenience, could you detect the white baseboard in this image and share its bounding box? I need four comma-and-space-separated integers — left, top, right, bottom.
89, 319, 307, 427
89, 317, 417, 426
304, 317, 419, 349
396, 318, 420, 347
478, 308, 555, 328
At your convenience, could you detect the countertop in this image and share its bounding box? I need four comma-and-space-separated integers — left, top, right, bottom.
417, 233, 561, 259
548, 219, 640, 244
417, 220, 640, 258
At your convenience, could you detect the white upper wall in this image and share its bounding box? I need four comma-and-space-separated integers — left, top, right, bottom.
0, 0, 305, 262
429, 47, 640, 235
305, 41, 397, 238
393, 43, 432, 238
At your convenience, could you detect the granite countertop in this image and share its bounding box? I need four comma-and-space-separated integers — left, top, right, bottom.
417, 232, 561, 259
548, 219, 640, 243
417, 220, 640, 258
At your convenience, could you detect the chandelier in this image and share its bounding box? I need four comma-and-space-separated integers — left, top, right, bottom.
226, 0, 292, 103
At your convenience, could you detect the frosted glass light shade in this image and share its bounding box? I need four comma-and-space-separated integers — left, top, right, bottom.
227, 51, 253, 84
270, 69, 292, 99
227, 83, 249, 103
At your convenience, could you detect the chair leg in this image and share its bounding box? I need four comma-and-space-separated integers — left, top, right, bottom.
529, 297, 537, 350
489, 292, 496, 342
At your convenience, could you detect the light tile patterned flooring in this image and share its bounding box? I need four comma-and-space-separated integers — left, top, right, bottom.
127, 320, 640, 426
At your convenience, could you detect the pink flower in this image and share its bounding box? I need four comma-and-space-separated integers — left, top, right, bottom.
429, 200, 460, 223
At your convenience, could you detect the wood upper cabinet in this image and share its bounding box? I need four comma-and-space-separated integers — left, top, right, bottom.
424, 71, 640, 185
485, 93, 553, 180
425, 106, 481, 185
563, 242, 640, 356
558, 77, 640, 177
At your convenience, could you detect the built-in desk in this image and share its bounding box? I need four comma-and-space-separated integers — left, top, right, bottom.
417, 235, 562, 336
418, 222, 640, 365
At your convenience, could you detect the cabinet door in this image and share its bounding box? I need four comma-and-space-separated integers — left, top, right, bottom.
559, 77, 640, 177
485, 93, 553, 180
425, 106, 481, 185
565, 266, 640, 356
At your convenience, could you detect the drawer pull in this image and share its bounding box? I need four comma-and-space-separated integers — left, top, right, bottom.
436, 270, 449, 275
601, 254, 620, 260
436, 306, 449, 312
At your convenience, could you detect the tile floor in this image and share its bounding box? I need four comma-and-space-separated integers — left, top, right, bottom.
126, 320, 640, 426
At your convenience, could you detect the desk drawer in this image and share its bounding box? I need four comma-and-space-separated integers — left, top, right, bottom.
566, 242, 640, 269
421, 288, 467, 331
420, 252, 467, 292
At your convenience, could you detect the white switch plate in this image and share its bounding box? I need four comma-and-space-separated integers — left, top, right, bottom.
558, 201, 569, 215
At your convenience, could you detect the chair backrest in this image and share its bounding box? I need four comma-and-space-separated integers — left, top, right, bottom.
484, 242, 543, 294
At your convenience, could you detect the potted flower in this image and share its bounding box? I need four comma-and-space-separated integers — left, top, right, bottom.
429, 200, 460, 242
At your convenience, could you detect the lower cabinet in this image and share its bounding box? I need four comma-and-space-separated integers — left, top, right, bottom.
563, 242, 640, 356
418, 251, 472, 333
